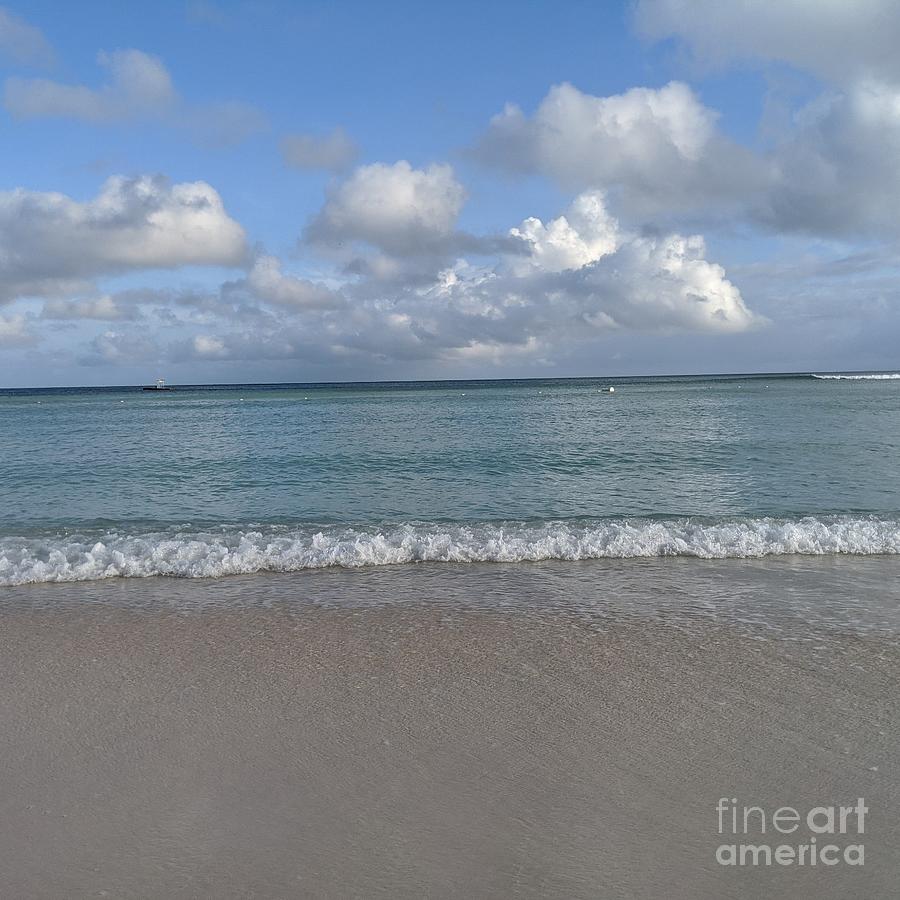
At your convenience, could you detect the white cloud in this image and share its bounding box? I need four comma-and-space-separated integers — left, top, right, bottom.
0, 175, 247, 302
474, 76, 900, 238
510, 191, 619, 274
627, 3, 900, 237
634, 0, 900, 85
568, 230, 759, 333
474, 81, 766, 219
166, 191, 759, 370
500, 191, 759, 336
306, 160, 466, 254
301, 160, 513, 288
240, 255, 345, 310
281, 128, 358, 172
56, 188, 758, 373
477, 81, 715, 175
5, 49, 175, 122
0, 6, 54, 67
758, 79, 900, 235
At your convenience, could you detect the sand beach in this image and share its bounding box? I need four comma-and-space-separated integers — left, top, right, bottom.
1, 561, 897, 898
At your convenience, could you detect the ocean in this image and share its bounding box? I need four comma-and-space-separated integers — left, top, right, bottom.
2, 372, 899, 590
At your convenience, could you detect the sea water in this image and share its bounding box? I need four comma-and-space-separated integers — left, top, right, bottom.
1, 373, 899, 586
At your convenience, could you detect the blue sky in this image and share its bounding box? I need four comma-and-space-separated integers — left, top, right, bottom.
1, 0, 899, 385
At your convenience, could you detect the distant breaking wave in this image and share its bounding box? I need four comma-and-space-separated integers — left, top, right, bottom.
1, 517, 899, 585
811, 373, 900, 380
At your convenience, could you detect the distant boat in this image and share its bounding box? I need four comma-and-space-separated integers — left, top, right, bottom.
142, 378, 173, 392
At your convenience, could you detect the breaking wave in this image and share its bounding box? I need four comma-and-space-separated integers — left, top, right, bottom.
811, 373, 900, 380
1, 517, 899, 586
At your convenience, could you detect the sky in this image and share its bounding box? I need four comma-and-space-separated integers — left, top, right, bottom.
1, 0, 900, 386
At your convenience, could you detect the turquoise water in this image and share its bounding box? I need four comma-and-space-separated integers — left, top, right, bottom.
2, 373, 900, 584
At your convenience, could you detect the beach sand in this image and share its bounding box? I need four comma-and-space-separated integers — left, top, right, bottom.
0, 568, 897, 898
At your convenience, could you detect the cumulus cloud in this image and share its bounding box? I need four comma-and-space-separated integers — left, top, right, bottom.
473, 81, 766, 219
757, 79, 900, 235
624, 2, 900, 240
281, 128, 359, 172
556, 229, 758, 333
474, 76, 900, 238
306, 160, 466, 254
479, 191, 758, 337
480, 81, 715, 172
58, 187, 757, 373
164, 190, 759, 371
0, 175, 247, 302
0, 6, 54, 67
457, 191, 754, 341
5, 49, 175, 121
236, 254, 346, 310
634, 0, 900, 86
624, 3, 900, 241
302, 160, 521, 287
509, 191, 620, 274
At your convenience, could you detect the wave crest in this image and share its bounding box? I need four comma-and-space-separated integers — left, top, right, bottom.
812, 373, 900, 380
1, 517, 899, 586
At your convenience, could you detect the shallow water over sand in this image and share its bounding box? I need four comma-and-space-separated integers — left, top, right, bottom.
6, 554, 900, 641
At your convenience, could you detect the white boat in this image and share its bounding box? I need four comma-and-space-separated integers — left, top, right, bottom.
142, 378, 173, 392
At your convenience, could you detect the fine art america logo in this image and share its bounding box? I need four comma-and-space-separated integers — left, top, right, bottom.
715, 798, 867, 867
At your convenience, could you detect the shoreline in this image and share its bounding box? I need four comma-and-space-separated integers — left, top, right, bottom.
4, 516, 900, 587
4, 554, 900, 639
1, 565, 898, 897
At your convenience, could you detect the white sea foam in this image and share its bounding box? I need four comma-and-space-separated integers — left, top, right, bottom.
811, 373, 900, 380
1, 517, 899, 586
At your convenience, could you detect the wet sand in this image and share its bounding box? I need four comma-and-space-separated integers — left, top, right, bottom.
0, 583, 898, 898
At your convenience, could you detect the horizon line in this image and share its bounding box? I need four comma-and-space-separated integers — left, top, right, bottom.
3, 368, 899, 392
